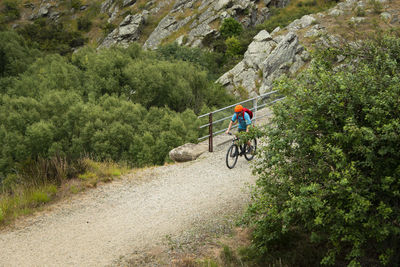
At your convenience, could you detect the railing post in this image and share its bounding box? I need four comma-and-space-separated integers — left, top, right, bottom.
209, 112, 213, 152
253, 97, 258, 123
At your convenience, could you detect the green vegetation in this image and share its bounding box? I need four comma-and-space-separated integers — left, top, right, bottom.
220, 18, 243, 39
17, 18, 85, 55
0, 1, 20, 24
0, 31, 235, 202
245, 35, 400, 266
0, 184, 57, 223
257, 0, 337, 33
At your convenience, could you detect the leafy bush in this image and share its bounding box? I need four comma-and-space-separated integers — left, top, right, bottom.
257, 0, 336, 33
77, 16, 92, 32
0, 31, 40, 77
0, 41, 236, 187
247, 35, 400, 266
69, 0, 82, 10
17, 19, 85, 55
225, 36, 243, 58
0, 1, 20, 23
156, 43, 225, 78
220, 18, 243, 39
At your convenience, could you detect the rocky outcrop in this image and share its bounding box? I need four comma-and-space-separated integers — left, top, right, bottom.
29, 1, 54, 20
169, 143, 208, 162
143, 0, 285, 49
217, 30, 277, 96
144, 14, 194, 49
99, 12, 148, 48
259, 32, 308, 93
217, 26, 310, 96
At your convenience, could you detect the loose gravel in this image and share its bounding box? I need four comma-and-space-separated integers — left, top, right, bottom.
0, 142, 257, 267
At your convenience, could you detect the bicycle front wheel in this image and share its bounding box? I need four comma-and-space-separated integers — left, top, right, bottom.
226, 144, 239, 169
244, 139, 257, 161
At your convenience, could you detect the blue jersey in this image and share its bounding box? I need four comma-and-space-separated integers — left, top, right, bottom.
232, 112, 251, 130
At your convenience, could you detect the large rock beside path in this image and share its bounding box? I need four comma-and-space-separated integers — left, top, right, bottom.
169, 143, 208, 162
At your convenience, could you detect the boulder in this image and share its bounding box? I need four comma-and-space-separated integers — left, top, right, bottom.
287, 15, 316, 31
328, 8, 344, 16
169, 143, 207, 162
381, 12, 392, 21
304, 24, 326, 38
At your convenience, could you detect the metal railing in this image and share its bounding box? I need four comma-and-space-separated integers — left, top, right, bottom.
198, 91, 284, 152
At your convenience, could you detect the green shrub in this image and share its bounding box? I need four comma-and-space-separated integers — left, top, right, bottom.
0, 39, 235, 188
77, 16, 92, 32
17, 19, 85, 55
0, 31, 40, 77
1, 1, 20, 23
225, 36, 243, 58
30, 191, 50, 205
369, 0, 383, 14
69, 0, 82, 10
220, 18, 243, 39
247, 35, 400, 266
102, 22, 116, 35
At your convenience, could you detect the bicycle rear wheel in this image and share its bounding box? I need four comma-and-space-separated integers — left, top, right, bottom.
226, 144, 239, 169
244, 139, 257, 161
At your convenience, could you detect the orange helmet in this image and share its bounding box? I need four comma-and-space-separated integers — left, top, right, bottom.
234, 105, 243, 113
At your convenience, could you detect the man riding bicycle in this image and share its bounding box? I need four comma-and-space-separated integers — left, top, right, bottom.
225, 105, 252, 153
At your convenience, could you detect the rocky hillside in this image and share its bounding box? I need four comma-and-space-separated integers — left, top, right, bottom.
2, 0, 399, 96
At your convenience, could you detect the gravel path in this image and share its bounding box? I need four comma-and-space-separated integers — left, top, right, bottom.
0, 142, 257, 266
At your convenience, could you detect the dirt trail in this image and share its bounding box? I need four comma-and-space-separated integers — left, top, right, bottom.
0, 142, 256, 266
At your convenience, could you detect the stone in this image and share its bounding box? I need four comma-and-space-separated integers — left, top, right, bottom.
255, 7, 270, 25
123, 0, 136, 7
169, 143, 207, 162
264, 0, 271, 5
187, 22, 218, 47
108, 5, 119, 23
80, 5, 88, 11
271, 26, 281, 35
101, 0, 115, 13
215, 0, 233, 11
287, 15, 316, 31
381, 12, 392, 21
329, 8, 344, 16
390, 15, 399, 24
350, 17, 366, 24
175, 35, 185, 45
304, 24, 326, 38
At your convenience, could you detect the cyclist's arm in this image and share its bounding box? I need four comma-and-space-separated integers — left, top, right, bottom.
225, 114, 237, 134
225, 120, 234, 134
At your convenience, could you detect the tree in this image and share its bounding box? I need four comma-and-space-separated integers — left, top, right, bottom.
220, 18, 243, 39
247, 35, 400, 266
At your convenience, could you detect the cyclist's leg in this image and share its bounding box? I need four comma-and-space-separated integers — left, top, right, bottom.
238, 128, 246, 155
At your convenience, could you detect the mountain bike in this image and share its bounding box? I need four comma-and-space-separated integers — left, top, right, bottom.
226, 133, 257, 169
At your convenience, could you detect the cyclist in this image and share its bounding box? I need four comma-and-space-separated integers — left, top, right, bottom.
225, 105, 252, 152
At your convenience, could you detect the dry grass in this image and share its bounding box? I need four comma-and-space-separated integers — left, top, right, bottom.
169, 227, 253, 267
0, 157, 128, 227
